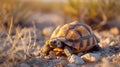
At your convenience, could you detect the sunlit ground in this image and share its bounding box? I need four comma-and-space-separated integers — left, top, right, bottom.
0, 0, 120, 67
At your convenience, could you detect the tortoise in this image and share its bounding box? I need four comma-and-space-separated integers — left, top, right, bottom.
40, 21, 100, 57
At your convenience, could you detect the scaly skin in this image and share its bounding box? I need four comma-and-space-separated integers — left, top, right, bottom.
64, 46, 73, 57
40, 40, 52, 56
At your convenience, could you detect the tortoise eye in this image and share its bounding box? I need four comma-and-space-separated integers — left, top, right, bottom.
53, 41, 57, 44
50, 40, 57, 45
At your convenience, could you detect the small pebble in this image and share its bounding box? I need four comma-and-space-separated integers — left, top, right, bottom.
57, 56, 67, 61
20, 63, 30, 67
32, 51, 41, 56
67, 64, 79, 67
118, 53, 120, 56
32, 65, 39, 67
69, 54, 85, 64
44, 54, 57, 60
77, 53, 84, 57
104, 37, 113, 44
100, 37, 113, 48
54, 62, 66, 67
109, 41, 115, 46
101, 58, 114, 67
110, 27, 119, 35
42, 27, 54, 36
81, 53, 101, 62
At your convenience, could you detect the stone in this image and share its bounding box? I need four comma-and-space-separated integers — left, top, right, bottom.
104, 37, 113, 44
57, 56, 67, 62
54, 62, 66, 67
68, 54, 85, 64
44, 54, 57, 60
110, 27, 119, 35
32, 65, 39, 67
20, 63, 30, 67
32, 51, 41, 56
81, 53, 101, 62
109, 41, 115, 46
67, 64, 80, 67
100, 37, 113, 48
109, 41, 120, 47
77, 52, 84, 57
101, 58, 114, 67
42, 27, 54, 36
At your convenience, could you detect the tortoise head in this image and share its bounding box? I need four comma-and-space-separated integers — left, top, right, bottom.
46, 39, 62, 48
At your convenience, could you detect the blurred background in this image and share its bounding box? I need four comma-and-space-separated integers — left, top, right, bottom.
0, 0, 120, 39
0, 0, 120, 66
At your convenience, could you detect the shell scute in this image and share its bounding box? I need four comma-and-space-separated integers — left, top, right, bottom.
50, 21, 99, 53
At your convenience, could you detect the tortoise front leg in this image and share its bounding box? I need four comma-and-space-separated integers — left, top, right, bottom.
40, 44, 52, 56
64, 46, 73, 57
40, 40, 52, 56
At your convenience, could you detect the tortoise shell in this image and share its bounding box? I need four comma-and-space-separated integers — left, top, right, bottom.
50, 21, 99, 52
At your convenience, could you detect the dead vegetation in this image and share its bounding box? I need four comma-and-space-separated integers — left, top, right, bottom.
0, 0, 120, 67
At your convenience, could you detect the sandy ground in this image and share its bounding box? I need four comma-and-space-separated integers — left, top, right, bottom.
0, 13, 120, 67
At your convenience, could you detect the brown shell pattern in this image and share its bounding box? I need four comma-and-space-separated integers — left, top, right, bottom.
50, 21, 99, 52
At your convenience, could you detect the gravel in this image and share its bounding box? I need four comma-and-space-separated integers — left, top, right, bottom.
68, 54, 85, 64
81, 53, 101, 62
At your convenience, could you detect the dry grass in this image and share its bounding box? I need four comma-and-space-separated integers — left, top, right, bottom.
62, 0, 120, 29
0, 0, 32, 32
1, 0, 119, 30
63, 0, 120, 19
0, 21, 38, 66
0, 0, 120, 67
